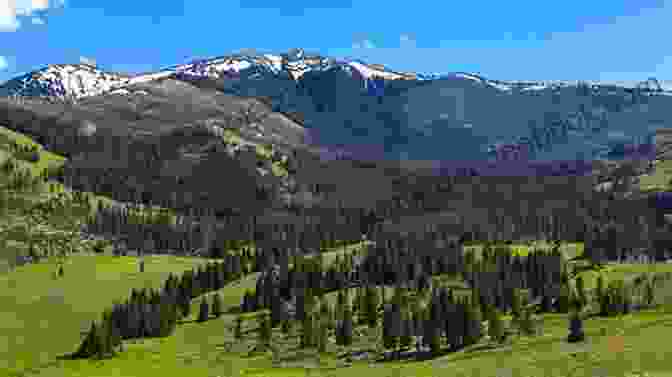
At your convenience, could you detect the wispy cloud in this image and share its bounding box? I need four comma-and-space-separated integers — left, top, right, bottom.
1, 0, 60, 32
0, 56, 9, 71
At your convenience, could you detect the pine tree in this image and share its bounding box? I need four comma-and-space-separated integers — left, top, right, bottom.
557, 277, 571, 313
488, 307, 505, 344
382, 306, 397, 352
426, 321, 441, 356
197, 298, 209, 322
464, 300, 483, 346
567, 309, 585, 343
257, 311, 272, 350
518, 306, 537, 336
510, 288, 521, 319
341, 305, 354, 347
575, 276, 587, 309
596, 274, 608, 316
400, 317, 413, 351
319, 296, 333, 330
178, 287, 191, 319
234, 315, 243, 340
281, 318, 292, 338
317, 316, 328, 354
74, 321, 101, 359
365, 285, 379, 328
336, 290, 347, 321
644, 277, 655, 308
211, 293, 222, 318
301, 313, 313, 348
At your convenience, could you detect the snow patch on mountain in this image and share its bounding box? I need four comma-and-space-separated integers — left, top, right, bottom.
0, 63, 131, 99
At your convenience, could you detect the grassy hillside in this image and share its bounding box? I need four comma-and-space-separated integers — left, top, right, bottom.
0, 254, 213, 377
19, 271, 672, 377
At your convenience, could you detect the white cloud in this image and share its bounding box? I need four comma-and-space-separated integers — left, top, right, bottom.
0, 56, 8, 70
1, 0, 59, 32
0, 0, 21, 31
16, 0, 50, 15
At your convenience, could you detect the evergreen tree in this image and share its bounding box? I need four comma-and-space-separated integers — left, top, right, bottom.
488, 307, 505, 344
301, 313, 314, 348
518, 306, 537, 336
341, 305, 354, 347
319, 296, 333, 330
197, 297, 209, 323
211, 293, 222, 318
257, 311, 272, 350
575, 275, 587, 309
464, 299, 483, 346
567, 309, 585, 343
596, 274, 608, 316
556, 278, 571, 313
400, 317, 413, 351
281, 318, 292, 338
382, 305, 397, 353
270, 293, 283, 328
234, 315, 243, 340
336, 289, 347, 321
154, 295, 176, 337
178, 287, 191, 319
364, 285, 380, 328
426, 321, 441, 356
510, 288, 521, 318
317, 316, 329, 354
644, 277, 655, 308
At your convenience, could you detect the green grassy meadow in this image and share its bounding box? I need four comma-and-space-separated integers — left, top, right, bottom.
10, 252, 672, 377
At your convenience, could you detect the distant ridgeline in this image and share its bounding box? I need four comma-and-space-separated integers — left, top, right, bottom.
488, 87, 659, 163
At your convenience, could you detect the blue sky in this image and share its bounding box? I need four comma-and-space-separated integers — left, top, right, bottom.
0, 0, 670, 85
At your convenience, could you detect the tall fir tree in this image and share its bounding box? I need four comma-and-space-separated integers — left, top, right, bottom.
234, 315, 243, 340
317, 315, 329, 354
197, 297, 209, 323
596, 274, 608, 316
567, 309, 585, 343
257, 311, 272, 350
341, 305, 354, 347
211, 293, 222, 318
488, 307, 505, 344
301, 313, 314, 349
575, 275, 587, 309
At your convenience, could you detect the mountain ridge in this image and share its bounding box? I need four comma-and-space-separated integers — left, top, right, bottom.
1, 48, 670, 164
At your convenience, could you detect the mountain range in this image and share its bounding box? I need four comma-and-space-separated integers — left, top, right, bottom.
1, 48, 668, 166
0, 48, 669, 218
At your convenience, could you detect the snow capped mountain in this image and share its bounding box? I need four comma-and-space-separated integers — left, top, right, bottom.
0, 48, 421, 100
1, 48, 670, 164
0, 63, 133, 100
2, 48, 668, 102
